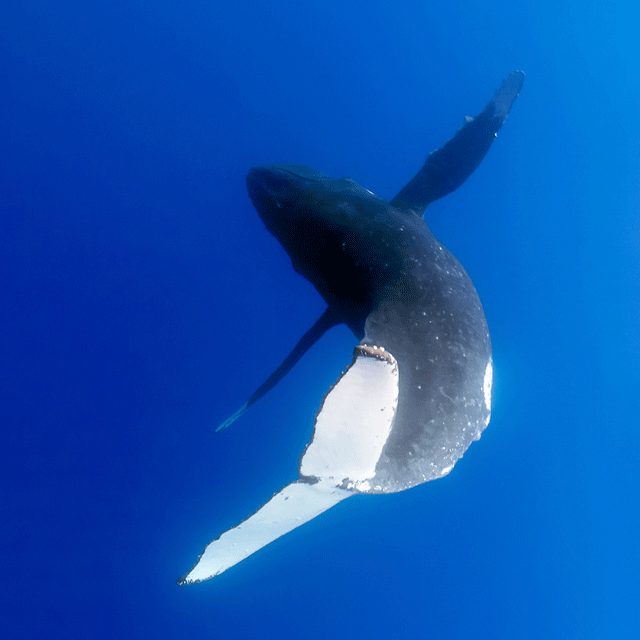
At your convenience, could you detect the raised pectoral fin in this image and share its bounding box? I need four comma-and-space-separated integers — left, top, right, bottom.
390, 70, 525, 215
178, 480, 351, 584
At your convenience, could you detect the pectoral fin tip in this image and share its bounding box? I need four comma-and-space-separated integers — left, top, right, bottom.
179, 480, 350, 583
215, 402, 249, 433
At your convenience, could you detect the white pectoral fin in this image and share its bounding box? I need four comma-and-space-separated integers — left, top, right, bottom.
178, 480, 351, 584
300, 344, 399, 491
180, 344, 399, 584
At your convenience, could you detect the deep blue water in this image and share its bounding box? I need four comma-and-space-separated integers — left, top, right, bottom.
2, 1, 639, 638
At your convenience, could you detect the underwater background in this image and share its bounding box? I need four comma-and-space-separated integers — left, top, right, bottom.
2, 1, 639, 638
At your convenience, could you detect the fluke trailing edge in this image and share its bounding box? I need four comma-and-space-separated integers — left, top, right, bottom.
180, 71, 524, 584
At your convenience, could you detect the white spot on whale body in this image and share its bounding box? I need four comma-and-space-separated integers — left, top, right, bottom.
483, 359, 493, 418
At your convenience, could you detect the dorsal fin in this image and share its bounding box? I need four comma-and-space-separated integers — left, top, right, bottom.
390, 71, 525, 216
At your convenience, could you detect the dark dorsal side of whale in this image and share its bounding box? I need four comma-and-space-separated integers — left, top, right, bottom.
246, 163, 489, 491
218, 73, 524, 481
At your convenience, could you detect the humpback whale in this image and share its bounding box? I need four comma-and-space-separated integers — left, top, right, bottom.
179, 71, 524, 584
